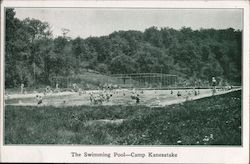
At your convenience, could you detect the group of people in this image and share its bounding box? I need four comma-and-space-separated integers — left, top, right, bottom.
16, 76, 225, 106
89, 90, 113, 105
88, 87, 143, 105
130, 88, 141, 104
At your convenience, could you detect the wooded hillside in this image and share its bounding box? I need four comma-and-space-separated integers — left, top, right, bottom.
5, 8, 242, 88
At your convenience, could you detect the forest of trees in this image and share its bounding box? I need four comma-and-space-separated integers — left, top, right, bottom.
5, 8, 242, 88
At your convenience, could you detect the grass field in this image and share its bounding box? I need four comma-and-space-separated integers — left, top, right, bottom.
4, 90, 241, 145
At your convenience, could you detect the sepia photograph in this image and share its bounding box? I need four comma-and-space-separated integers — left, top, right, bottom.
3, 7, 243, 145
4, 8, 242, 145
0, 0, 249, 163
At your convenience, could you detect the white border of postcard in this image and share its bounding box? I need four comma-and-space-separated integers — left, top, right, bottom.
0, 0, 249, 163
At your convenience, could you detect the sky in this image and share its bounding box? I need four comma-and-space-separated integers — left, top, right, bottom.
14, 8, 243, 39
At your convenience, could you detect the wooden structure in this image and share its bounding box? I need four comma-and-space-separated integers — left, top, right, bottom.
111, 73, 177, 88
51, 73, 177, 89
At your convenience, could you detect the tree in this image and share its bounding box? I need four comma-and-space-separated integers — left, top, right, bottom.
144, 26, 163, 47
110, 54, 136, 74
5, 8, 18, 87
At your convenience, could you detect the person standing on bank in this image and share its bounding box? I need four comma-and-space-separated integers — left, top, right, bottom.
212, 77, 217, 95
20, 83, 24, 94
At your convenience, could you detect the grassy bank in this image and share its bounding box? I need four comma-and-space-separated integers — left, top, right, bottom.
5, 90, 241, 145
